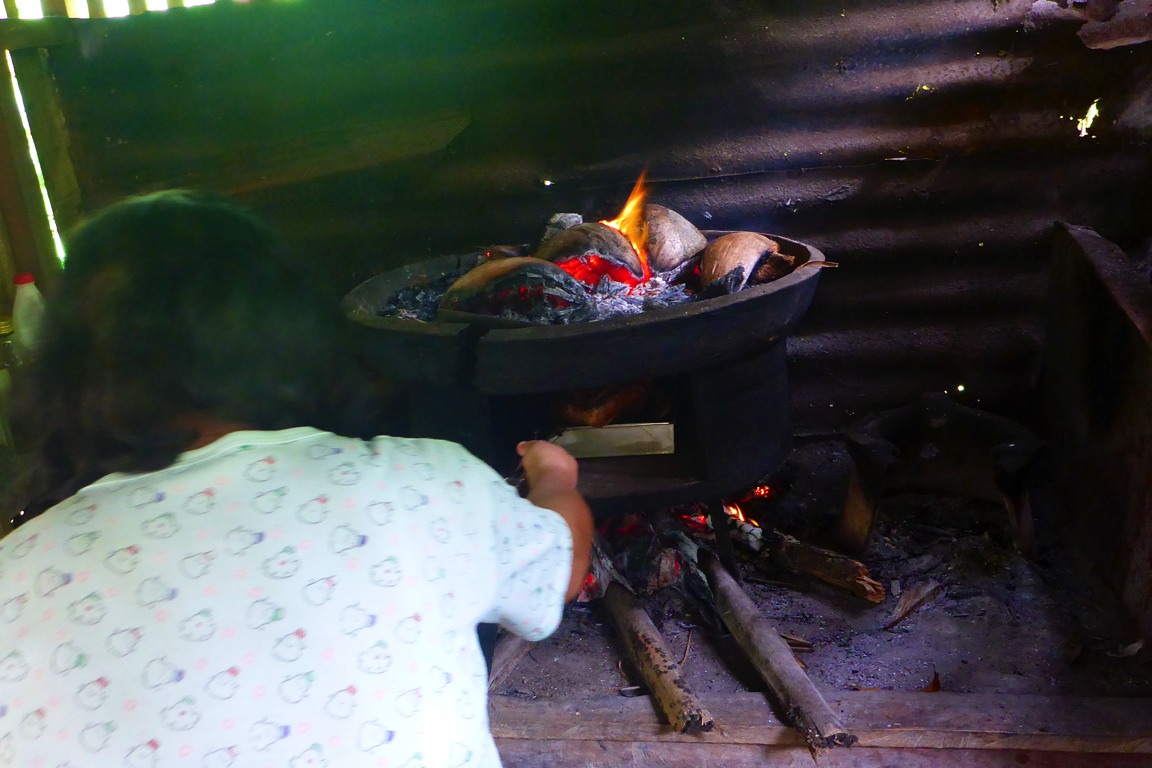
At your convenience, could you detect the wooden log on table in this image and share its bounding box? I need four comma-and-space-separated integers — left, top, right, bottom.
700, 550, 857, 749
601, 580, 716, 734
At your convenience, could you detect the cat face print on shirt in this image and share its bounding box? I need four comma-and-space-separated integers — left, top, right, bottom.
0, 651, 29, 682
178, 551, 215, 579
74, 676, 110, 710
177, 609, 217, 642
329, 524, 367, 554
247, 598, 284, 630
364, 500, 394, 526
105, 545, 141, 575
159, 696, 201, 731
357, 641, 392, 674
204, 667, 240, 700
0, 594, 26, 623
339, 604, 376, 636
136, 577, 178, 607
67, 592, 107, 626
327, 462, 362, 486
279, 672, 313, 704
243, 456, 278, 483
51, 642, 88, 675
124, 738, 161, 768
252, 487, 287, 515
130, 487, 165, 508
181, 489, 216, 516
357, 721, 395, 752
261, 547, 301, 579
302, 576, 337, 606
226, 527, 265, 555
429, 517, 451, 544
324, 686, 357, 719
271, 629, 307, 662
289, 744, 328, 768
142, 657, 185, 689
296, 496, 330, 525
202, 746, 240, 768
399, 487, 429, 512
106, 627, 144, 657
369, 557, 402, 587
78, 721, 117, 753
141, 513, 180, 540
250, 719, 291, 751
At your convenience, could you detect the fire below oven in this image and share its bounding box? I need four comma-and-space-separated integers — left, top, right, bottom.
342, 232, 824, 514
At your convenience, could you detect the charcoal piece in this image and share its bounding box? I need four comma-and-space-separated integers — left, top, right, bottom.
535, 222, 645, 285
696, 265, 747, 299
645, 204, 707, 272
437, 257, 595, 325
376, 267, 469, 321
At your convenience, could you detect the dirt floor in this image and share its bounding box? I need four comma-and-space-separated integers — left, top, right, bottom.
491, 436, 1152, 702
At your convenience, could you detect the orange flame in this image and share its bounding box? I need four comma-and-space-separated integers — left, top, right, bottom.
601, 170, 651, 281
724, 503, 760, 529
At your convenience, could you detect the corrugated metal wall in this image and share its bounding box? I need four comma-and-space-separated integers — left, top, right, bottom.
40, 0, 1152, 431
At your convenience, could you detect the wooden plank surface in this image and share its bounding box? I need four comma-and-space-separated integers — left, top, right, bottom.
497, 741, 1152, 768
491, 691, 1152, 753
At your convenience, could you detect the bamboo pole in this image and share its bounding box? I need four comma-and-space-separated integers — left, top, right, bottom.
592, 538, 714, 734
601, 581, 715, 735
699, 550, 857, 749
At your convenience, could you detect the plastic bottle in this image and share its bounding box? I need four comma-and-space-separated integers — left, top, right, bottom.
12, 273, 46, 359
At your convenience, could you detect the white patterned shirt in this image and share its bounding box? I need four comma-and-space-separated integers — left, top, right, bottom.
0, 427, 572, 768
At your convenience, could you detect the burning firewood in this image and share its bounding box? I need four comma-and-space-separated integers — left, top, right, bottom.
699, 551, 858, 749
770, 532, 885, 604
592, 537, 716, 734
556, 380, 654, 428
707, 508, 885, 603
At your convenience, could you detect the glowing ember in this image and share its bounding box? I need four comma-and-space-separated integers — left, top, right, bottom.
752, 485, 774, 499
555, 253, 644, 287
600, 170, 651, 282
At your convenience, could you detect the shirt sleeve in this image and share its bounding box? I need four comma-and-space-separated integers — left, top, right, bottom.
441, 443, 574, 641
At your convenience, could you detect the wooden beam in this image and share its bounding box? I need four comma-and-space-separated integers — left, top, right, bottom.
8, 45, 80, 280
141, 109, 472, 197
491, 690, 1152, 753
0, 46, 58, 297
0, 18, 76, 50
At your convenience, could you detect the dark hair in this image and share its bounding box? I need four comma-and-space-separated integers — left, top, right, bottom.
9, 190, 379, 520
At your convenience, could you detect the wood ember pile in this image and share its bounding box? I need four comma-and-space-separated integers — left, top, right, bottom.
377, 201, 803, 325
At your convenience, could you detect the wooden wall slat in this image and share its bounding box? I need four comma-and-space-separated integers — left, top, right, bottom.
0, 49, 57, 304
9, 45, 80, 256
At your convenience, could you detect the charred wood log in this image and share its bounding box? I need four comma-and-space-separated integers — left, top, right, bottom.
594, 539, 715, 734
699, 551, 858, 750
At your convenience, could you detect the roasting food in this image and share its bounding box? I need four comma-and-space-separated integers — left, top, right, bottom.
699, 232, 783, 292
438, 256, 595, 325
644, 203, 707, 273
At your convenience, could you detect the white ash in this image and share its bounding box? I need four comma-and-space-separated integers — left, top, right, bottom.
584, 271, 694, 320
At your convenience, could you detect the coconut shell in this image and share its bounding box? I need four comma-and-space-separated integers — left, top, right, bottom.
437, 257, 593, 325
699, 232, 781, 291
644, 204, 707, 272
534, 222, 644, 281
